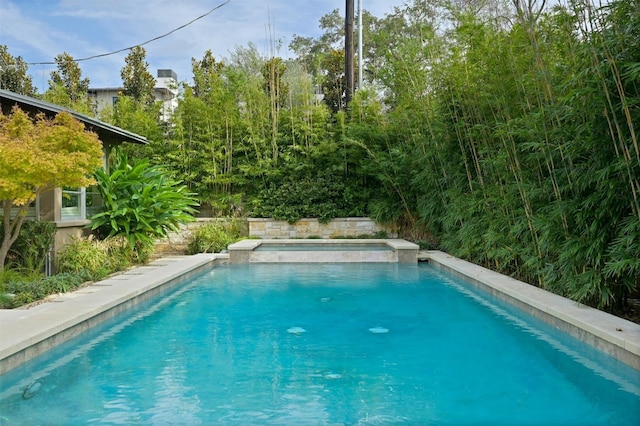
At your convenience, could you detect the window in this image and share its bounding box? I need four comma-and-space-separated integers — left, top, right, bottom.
112, 96, 119, 106
61, 188, 86, 221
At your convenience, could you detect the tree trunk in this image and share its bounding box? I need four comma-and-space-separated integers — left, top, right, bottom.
0, 201, 26, 272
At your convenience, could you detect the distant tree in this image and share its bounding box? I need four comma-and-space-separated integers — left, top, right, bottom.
191, 49, 225, 98
120, 46, 156, 106
290, 8, 379, 86
290, 8, 344, 71
47, 52, 90, 107
0, 106, 103, 271
0, 45, 37, 96
321, 49, 360, 113
108, 94, 164, 161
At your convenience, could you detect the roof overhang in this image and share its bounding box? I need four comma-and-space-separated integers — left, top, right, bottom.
0, 89, 147, 145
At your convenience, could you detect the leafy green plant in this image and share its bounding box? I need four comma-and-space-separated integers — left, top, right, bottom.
186, 220, 246, 254
251, 169, 369, 224
104, 236, 151, 269
55, 236, 111, 280
55, 235, 148, 280
2, 235, 146, 309
91, 148, 199, 248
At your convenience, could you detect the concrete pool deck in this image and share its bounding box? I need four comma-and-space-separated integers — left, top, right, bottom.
0, 250, 639, 375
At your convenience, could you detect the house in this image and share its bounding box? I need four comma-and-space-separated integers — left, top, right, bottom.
0, 88, 147, 265
88, 69, 178, 122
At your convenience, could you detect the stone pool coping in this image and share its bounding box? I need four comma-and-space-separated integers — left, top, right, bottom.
421, 250, 640, 371
0, 254, 222, 375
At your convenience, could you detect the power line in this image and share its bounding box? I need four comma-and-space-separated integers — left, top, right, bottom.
27, 0, 232, 65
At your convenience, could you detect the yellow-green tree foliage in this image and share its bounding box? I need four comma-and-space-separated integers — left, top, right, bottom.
0, 106, 103, 270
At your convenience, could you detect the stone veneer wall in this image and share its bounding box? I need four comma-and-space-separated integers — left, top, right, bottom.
155, 217, 396, 254
248, 218, 397, 239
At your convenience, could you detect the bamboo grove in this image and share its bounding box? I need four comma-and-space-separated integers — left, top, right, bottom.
3, 0, 637, 312
360, 0, 639, 311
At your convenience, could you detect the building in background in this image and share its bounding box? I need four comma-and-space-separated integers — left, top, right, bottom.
88, 69, 178, 122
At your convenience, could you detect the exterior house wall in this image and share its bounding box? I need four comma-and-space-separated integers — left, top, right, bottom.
88, 88, 120, 115
34, 188, 91, 271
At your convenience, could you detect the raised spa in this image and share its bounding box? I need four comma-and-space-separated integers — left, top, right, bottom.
228, 239, 419, 263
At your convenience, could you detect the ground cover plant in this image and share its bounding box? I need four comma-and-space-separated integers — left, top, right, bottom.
0, 236, 140, 309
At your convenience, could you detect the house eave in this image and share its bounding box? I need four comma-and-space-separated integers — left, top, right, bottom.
0, 89, 147, 145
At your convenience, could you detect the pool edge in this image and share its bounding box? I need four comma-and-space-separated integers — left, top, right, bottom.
422, 250, 640, 371
0, 253, 223, 375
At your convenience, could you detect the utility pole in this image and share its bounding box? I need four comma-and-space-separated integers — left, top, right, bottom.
345, 0, 354, 106
357, 0, 363, 90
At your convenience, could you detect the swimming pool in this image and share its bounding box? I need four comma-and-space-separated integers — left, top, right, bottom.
1, 262, 638, 425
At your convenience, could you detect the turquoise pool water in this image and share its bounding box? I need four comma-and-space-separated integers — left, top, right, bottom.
1, 263, 639, 425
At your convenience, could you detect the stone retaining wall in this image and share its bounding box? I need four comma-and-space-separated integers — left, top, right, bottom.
248, 218, 396, 239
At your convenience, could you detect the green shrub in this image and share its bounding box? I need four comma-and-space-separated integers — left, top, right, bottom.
186, 220, 245, 254
0, 269, 26, 308
250, 170, 369, 224
1, 234, 150, 309
0, 220, 56, 273
55, 237, 111, 279
40, 272, 87, 294
0, 268, 27, 286
102, 236, 153, 268
0, 292, 15, 309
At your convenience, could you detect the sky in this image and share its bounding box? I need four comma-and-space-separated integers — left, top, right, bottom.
0, 0, 406, 93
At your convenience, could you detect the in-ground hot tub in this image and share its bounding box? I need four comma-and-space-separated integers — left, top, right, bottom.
227, 239, 419, 263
